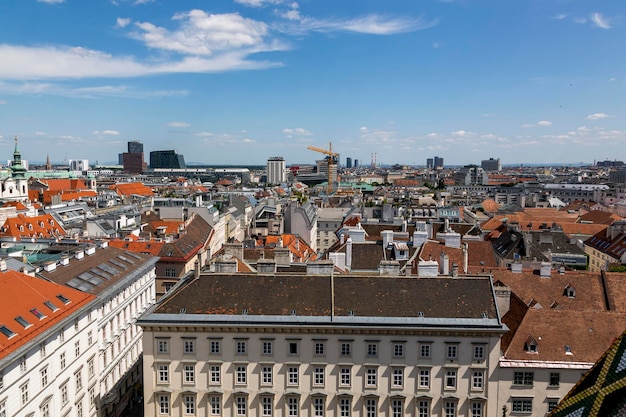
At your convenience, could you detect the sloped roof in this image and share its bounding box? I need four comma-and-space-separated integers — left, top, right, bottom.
263, 234, 317, 262
0, 213, 66, 239
157, 215, 213, 261
0, 271, 96, 360
578, 210, 622, 225
0, 201, 28, 211
110, 182, 154, 197
108, 239, 164, 256
40, 178, 90, 192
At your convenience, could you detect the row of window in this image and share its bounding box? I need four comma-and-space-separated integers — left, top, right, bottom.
156, 394, 484, 417
156, 364, 486, 391
156, 338, 487, 362
1, 385, 97, 417
513, 371, 561, 387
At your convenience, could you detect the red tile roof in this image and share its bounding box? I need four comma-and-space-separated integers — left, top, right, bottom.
109, 182, 154, 197
0, 214, 66, 239
0, 271, 96, 360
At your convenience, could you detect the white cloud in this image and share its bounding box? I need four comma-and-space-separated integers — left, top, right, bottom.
235, 0, 283, 7
573, 17, 587, 24
590, 13, 612, 29
0, 100, 6, 104
289, 14, 438, 35
194, 132, 214, 137
554, 14, 568, 20
360, 126, 368, 132
282, 127, 312, 135
35, 131, 46, 136
168, 121, 190, 127
451, 130, 468, 136
426, 132, 438, 138
537, 120, 552, 126
586, 112, 612, 120
521, 124, 534, 128
93, 130, 120, 135
116, 17, 131, 28
0, 81, 188, 98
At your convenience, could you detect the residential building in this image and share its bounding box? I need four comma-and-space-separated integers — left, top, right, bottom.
584, 221, 626, 271
454, 166, 488, 186
284, 200, 318, 252
267, 157, 287, 185
0, 269, 98, 417
138, 267, 507, 417
69, 159, 89, 172
481, 158, 501, 172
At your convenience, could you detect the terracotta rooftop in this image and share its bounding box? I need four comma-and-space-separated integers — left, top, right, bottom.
109, 182, 154, 197
0, 270, 96, 360
0, 213, 66, 239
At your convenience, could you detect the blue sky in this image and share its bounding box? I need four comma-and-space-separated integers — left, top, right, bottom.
0, 0, 624, 167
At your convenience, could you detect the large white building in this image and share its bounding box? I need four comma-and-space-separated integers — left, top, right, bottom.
138, 265, 507, 417
267, 157, 287, 185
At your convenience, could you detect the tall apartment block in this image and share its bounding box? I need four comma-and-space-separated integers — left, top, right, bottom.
267, 157, 286, 184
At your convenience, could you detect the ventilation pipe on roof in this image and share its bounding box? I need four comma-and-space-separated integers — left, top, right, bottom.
346, 237, 352, 271
439, 252, 449, 275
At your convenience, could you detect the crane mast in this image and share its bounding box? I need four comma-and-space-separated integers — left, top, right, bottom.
306, 142, 339, 194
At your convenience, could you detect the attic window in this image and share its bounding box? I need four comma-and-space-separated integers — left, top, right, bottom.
564, 285, 576, 298
30, 308, 47, 320
15, 316, 31, 328
524, 336, 538, 353
0, 325, 16, 339
56, 294, 71, 305
565, 345, 572, 355
290, 309, 297, 316
44, 301, 59, 312
28, 224, 32, 230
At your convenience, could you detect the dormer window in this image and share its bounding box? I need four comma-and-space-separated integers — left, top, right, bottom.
524, 336, 538, 353
30, 308, 47, 320
564, 285, 576, 298
28, 224, 32, 230
565, 345, 572, 355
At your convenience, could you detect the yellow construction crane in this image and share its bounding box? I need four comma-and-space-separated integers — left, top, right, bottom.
307, 142, 339, 194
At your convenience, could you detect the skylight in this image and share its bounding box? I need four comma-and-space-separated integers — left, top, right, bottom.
30, 308, 47, 320
56, 294, 71, 304
44, 301, 59, 312
0, 325, 16, 338
14, 316, 31, 328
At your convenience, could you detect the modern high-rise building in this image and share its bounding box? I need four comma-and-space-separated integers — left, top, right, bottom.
346, 157, 352, 169
122, 140, 146, 174
267, 156, 286, 184
481, 157, 502, 171
427, 158, 434, 169
354, 159, 359, 168
434, 156, 444, 169
69, 159, 89, 171
150, 150, 186, 169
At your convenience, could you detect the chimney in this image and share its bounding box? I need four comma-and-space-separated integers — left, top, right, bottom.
75, 250, 85, 260
439, 252, 449, 275
462, 242, 468, 273
378, 260, 400, 276
340, 233, 345, 245
215, 258, 238, 273
412, 230, 428, 248
426, 221, 433, 239
0, 259, 6, 272
306, 260, 334, 275
511, 262, 523, 273
274, 247, 291, 266
382, 230, 394, 248
417, 259, 439, 277
451, 262, 459, 277
224, 243, 244, 260
494, 285, 512, 317
540, 261, 552, 278
402, 220, 407, 233
346, 237, 352, 271
444, 231, 461, 248
43, 261, 57, 272
256, 259, 276, 274
328, 252, 346, 270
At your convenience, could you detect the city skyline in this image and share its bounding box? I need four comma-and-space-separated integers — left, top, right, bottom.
0, 0, 625, 166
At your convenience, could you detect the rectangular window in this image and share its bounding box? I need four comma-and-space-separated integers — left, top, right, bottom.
471, 402, 483, 417
365, 398, 377, 417
210, 340, 221, 354
236, 396, 247, 416
393, 344, 404, 358
391, 399, 403, 417
184, 364, 195, 384
473, 345, 485, 360
183, 339, 195, 354
236, 365, 247, 384
366, 368, 377, 387
236, 341, 247, 355
549, 372, 560, 387
261, 397, 272, 417
367, 343, 377, 357
19, 355, 27, 372
61, 383, 68, 405
60, 351, 66, 370
340, 367, 351, 387
446, 344, 458, 359
88, 357, 95, 379
548, 400, 559, 413
340, 342, 351, 356
472, 370, 484, 389
339, 398, 350, 417
75, 340, 81, 357
40, 342, 46, 358
287, 397, 298, 417
184, 395, 195, 415
314, 342, 325, 356
75, 368, 83, 391
157, 339, 169, 354
512, 399, 532, 413
419, 369, 430, 388
313, 397, 325, 417
418, 401, 430, 417
263, 341, 273, 355
445, 370, 457, 389
289, 342, 299, 355
40, 400, 50, 417
158, 364, 169, 383
76, 400, 83, 417
165, 268, 177, 278
419, 344, 431, 358
513, 371, 534, 386
40, 366, 49, 387
210, 396, 221, 416
313, 367, 325, 386
444, 401, 456, 417
87, 330, 93, 346
20, 382, 29, 405
392, 368, 403, 388
262, 366, 273, 385
288, 366, 299, 385
158, 395, 170, 414
210, 365, 221, 384
0, 400, 6, 417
